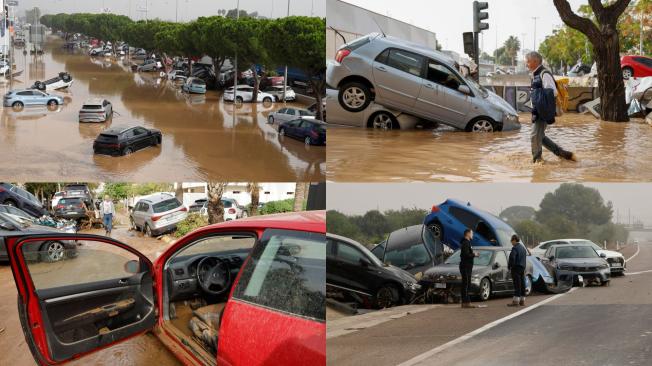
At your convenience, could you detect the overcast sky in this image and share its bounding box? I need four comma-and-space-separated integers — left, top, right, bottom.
341, 0, 585, 55
327, 183, 652, 226
16, 0, 324, 22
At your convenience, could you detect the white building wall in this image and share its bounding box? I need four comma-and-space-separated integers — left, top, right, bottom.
178, 183, 297, 208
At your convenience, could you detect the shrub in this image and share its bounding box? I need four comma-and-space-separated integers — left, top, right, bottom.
260, 199, 294, 215
174, 213, 208, 238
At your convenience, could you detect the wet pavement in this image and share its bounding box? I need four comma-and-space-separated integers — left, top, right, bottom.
0, 36, 324, 181
327, 113, 652, 182
0, 211, 181, 366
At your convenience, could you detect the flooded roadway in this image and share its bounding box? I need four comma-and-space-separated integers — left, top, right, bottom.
327, 113, 652, 182
0, 36, 324, 181
0, 211, 181, 366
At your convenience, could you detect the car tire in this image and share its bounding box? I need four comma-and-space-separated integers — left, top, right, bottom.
479, 278, 492, 301
236, 96, 244, 104
374, 284, 399, 309
12, 101, 24, 109
47, 99, 58, 106
369, 111, 398, 130
279, 128, 285, 137
524, 275, 533, 296
122, 147, 133, 156
145, 224, 153, 237
338, 81, 372, 112
130, 217, 138, 231
622, 67, 633, 79
466, 117, 495, 133
40, 241, 66, 263
429, 221, 444, 240
268, 116, 274, 124
304, 136, 312, 145
263, 97, 272, 104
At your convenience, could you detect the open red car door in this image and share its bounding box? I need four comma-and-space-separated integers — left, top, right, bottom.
6, 233, 158, 365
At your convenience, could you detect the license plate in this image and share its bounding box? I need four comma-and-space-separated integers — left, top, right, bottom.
434, 283, 446, 289
67, 211, 77, 215
610, 262, 621, 267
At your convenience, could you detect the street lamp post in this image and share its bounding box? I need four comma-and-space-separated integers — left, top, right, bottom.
532, 16, 539, 51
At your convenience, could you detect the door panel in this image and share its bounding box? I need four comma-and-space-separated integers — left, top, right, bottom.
372, 49, 424, 109
7, 234, 157, 365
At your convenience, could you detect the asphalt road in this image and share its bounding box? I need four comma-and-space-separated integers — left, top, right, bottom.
327, 242, 651, 366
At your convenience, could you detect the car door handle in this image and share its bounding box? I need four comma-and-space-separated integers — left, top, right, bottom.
118, 278, 129, 285
424, 83, 435, 89
375, 66, 387, 72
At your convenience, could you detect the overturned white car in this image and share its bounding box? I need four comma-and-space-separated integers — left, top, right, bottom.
31, 72, 74, 91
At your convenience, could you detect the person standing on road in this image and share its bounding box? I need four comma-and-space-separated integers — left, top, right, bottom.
508, 235, 528, 307
101, 195, 115, 236
526, 51, 576, 164
460, 229, 479, 308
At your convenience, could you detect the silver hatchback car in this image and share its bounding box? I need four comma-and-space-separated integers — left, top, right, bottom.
129, 193, 188, 237
326, 33, 519, 132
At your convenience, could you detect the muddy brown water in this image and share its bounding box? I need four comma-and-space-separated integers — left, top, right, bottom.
0, 36, 324, 181
327, 113, 652, 182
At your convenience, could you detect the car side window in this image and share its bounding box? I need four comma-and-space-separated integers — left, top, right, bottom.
495, 251, 508, 267
448, 207, 481, 230
278, 108, 287, 114
142, 203, 150, 212
17, 91, 31, 96
336, 242, 366, 264
378, 48, 425, 77
133, 128, 147, 136
426, 59, 463, 90
384, 240, 430, 270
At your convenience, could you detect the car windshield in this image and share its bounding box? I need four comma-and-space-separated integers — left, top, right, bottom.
556, 246, 599, 259
152, 198, 181, 213
464, 76, 488, 97
495, 228, 516, 247
571, 240, 602, 251
222, 199, 233, 208
445, 249, 493, 266
82, 104, 102, 110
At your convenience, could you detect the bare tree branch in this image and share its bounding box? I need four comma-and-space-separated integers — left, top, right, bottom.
552, 0, 600, 40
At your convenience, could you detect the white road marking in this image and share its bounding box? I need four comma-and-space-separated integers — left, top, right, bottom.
396, 288, 578, 366
626, 269, 652, 276
625, 243, 640, 263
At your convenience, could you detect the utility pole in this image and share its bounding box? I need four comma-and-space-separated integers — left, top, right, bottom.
472, 1, 489, 81
282, 0, 290, 103
234, 0, 240, 106
532, 16, 539, 51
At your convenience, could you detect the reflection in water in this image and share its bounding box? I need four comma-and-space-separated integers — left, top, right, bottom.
0, 36, 324, 181
327, 113, 652, 182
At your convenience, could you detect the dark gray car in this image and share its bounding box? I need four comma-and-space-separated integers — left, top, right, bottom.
0, 212, 78, 262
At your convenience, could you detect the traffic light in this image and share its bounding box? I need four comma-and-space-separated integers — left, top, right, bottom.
463, 32, 475, 59
473, 1, 489, 33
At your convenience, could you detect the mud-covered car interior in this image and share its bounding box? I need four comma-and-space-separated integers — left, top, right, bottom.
163, 234, 256, 356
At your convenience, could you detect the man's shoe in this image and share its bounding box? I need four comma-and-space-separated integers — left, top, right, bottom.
507, 301, 519, 307
519, 299, 525, 306
560, 150, 577, 161
462, 302, 478, 308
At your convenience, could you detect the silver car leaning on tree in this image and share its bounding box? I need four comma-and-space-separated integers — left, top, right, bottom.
326, 33, 520, 132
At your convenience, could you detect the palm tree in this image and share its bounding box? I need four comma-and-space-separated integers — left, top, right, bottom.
247, 183, 260, 216
503, 36, 521, 66
207, 182, 227, 224
293, 183, 308, 212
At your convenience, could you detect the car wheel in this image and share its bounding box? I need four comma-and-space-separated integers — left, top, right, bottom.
375, 284, 399, 309
263, 97, 272, 104
130, 217, 137, 231
524, 275, 533, 296
236, 96, 244, 104
279, 128, 285, 136
429, 222, 444, 240
268, 116, 274, 124
466, 118, 495, 133
145, 224, 153, 237
304, 136, 312, 145
47, 99, 58, 106
338, 81, 372, 112
122, 147, 133, 156
369, 111, 397, 130
41, 241, 65, 263
479, 278, 491, 301
622, 67, 633, 79
12, 101, 24, 109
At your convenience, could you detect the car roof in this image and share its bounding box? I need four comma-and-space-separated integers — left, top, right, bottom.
137, 192, 175, 204
102, 126, 139, 135
83, 98, 105, 105
434, 198, 515, 231
327, 232, 367, 250
548, 243, 594, 249
387, 224, 424, 244
540, 239, 591, 243
365, 33, 457, 67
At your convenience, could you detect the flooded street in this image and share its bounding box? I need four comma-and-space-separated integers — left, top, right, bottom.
327, 113, 652, 182
0, 211, 181, 366
0, 36, 324, 181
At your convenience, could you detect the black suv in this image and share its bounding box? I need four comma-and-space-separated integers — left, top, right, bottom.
93, 126, 162, 156
62, 184, 93, 205
0, 183, 48, 218
327, 233, 420, 309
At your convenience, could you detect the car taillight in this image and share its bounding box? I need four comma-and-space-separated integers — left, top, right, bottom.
228, 208, 236, 214
179, 206, 187, 212
335, 49, 351, 63
56, 204, 64, 209
431, 205, 440, 213
151, 215, 162, 222
0, 186, 5, 192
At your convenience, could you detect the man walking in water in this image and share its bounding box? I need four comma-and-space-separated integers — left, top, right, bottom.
101, 195, 115, 236
526, 51, 576, 164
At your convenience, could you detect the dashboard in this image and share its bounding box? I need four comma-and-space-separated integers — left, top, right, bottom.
166, 249, 251, 302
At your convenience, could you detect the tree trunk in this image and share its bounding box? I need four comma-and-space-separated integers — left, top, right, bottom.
175, 183, 183, 202
293, 183, 308, 212
247, 183, 260, 216
553, 0, 630, 122
310, 78, 326, 121
207, 182, 226, 224
251, 65, 259, 101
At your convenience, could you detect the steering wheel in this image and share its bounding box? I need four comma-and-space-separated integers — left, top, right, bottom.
196, 256, 231, 296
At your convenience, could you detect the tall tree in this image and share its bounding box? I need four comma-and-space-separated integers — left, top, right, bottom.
553, 0, 631, 122
206, 182, 226, 224
503, 35, 521, 66
293, 182, 308, 212
247, 183, 260, 216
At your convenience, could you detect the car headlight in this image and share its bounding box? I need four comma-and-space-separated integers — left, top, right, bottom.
405, 282, 421, 291
599, 263, 609, 269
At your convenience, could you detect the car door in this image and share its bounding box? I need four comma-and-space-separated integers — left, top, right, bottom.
284, 108, 297, 123
5, 234, 157, 365
132, 202, 144, 228
330, 239, 375, 297
416, 59, 470, 125
34, 90, 48, 105
372, 48, 425, 110
493, 250, 509, 291
16, 187, 43, 217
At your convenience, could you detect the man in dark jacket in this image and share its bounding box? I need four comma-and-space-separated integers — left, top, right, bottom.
460, 229, 479, 308
508, 234, 528, 307
526, 51, 576, 164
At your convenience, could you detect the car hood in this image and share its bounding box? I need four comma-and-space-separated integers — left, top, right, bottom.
596, 249, 623, 258
383, 264, 418, 283
485, 90, 518, 116
556, 257, 607, 266
421, 263, 488, 281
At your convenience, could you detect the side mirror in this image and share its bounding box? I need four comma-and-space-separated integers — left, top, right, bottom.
599, 253, 607, 258
458, 85, 471, 95
124, 260, 141, 274
492, 262, 500, 270
548, 256, 555, 262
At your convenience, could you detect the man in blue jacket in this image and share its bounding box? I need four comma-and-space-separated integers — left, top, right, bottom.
526, 51, 576, 164
508, 234, 527, 307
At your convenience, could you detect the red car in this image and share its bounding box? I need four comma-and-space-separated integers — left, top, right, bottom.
5, 210, 326, 366
621, 55, 652, 79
